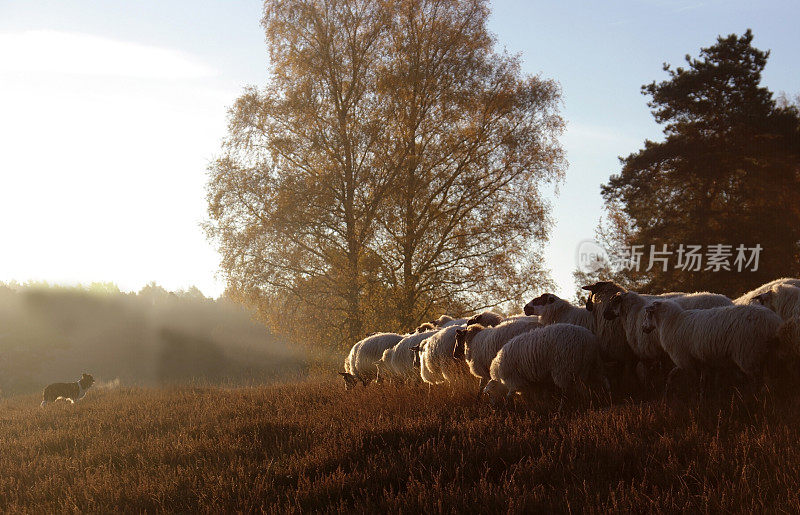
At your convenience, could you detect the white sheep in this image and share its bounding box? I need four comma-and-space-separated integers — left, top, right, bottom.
583, 282, 730, 385
523, 293, 594, 331
672, 292, 733, 309
483, 323, 608, 410
734, 277, 800, 305
375, 330, 436, 383
340, 332, 403, 389
412, 325, 470, 385
453, 316, 542, 398
604, 290, 733, 361
641, 300, 782, 399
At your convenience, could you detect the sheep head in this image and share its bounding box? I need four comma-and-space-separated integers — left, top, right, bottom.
642, 301, 662, 334
753, 291, 774, 307
409, 344, 423, 369
582, 281, 626, 312
431, 315, 454, 327
338, 372, 359, 390
416, 322, 436, 333
524, 293, 556, 316
453, 329, 467, 360
453, 325, 485, 361
603, 292, 627, 320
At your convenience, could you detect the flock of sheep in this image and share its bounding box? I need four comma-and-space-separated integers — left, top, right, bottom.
339, 277, 800, 408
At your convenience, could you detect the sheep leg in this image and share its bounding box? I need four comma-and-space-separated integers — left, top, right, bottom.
698, 367, 710, 403
476, 377, 488, 402
505, 390, 517, 409
557, 388, 568, 414
663, 366, 681, 402
744, 365, 765, 401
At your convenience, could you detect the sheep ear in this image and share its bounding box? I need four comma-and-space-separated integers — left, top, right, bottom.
582, 284, 597, 292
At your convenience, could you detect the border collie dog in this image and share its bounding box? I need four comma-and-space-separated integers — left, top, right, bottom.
41, 373, 95, 407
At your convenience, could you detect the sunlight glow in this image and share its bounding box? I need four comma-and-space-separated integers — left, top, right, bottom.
0, 30, 216, 79
0, 31, 229, 296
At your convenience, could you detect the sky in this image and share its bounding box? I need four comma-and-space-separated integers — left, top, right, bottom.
0, 0, 798, 298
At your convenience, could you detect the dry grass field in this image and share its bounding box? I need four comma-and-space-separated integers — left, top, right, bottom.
3, 378, 800, 513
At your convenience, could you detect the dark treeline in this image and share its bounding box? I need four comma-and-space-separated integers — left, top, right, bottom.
578, 30, 800, 298
0, 283, 308, 397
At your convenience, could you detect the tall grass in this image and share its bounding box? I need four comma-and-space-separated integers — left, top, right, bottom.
2, 379, 800, 512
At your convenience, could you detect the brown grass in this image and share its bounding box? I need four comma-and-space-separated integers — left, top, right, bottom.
2, 379, 800, 513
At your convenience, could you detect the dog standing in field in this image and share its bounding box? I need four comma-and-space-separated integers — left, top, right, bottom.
40, 373, 95, 407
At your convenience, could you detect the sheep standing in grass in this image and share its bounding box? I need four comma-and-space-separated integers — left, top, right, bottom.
604, 291, 733, 375
376, 330, 435, 383
641, 300, 783, 399
413, 325, 469, 385
582, 282, 728, 386
453, 316, 542, 398
340, 332, 403, 389
523, 293, 594, 331
734, 278, 800, 305
484, 323, 608, 410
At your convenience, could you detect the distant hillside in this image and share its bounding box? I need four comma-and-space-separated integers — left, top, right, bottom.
0, 283, 308, 396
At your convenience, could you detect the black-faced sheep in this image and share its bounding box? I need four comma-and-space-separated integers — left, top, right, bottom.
340, 332, 404, 389
581, 282, 638, 370
453, 316, 542, 399
604, 290, 733, 390
483, 323, 608, 411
